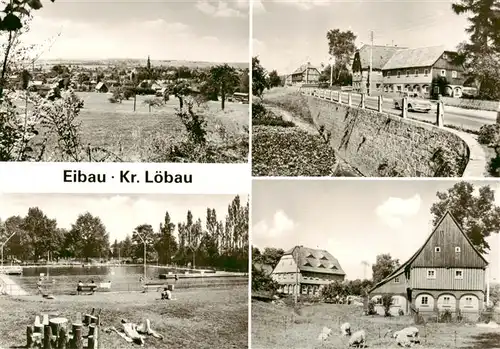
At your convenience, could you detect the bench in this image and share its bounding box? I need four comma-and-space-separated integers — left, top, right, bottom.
143, 283, 174, 292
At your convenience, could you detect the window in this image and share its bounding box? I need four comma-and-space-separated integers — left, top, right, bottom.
415, 70, 419, 76
421, 296, 429, 305
387, 71, 391, 77
455, 270, 463, 279
455, 247, 461, 253
443, 296, 450, 305
424, 69, 429, 76
406, 70, 410, 77
452, 70, 458, 78
465, 297, 473, 305
397, 71, 401, 78
427, 269, 436, 279
441, 70, 446, 77
435, 246, 441, 252
393, 297, 399, 305
397, 85, 402, 91
394, 277, 400, 283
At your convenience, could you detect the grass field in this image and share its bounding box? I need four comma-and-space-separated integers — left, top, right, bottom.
251, 300, 500, 349
39, 92, 249, 162
0, 286, 247, 349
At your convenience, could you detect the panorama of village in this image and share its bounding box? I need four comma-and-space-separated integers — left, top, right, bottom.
251, 179, 500, 349
0, 0, 250, 163
252, 0, 500, 178
0, 193, 249, 349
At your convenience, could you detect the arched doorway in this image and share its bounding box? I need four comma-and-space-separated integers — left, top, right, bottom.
437, 294, 457, 312
415, 293, 434, 312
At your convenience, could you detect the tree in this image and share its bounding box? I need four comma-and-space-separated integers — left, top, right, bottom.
157, 211, 178, 264
326, 29, 357, 82
121, 235, 134, 259
267, 70, 281, 88
132, 224, 157, 261
252, 56, 268, 98
168, 80, 191, 109
21, 207, 58, 261
111, 239, 119, 258
68, 212, 109, 261
253, 247, 284, 268
238, 68, 249, 93
452, 0, 500, 99
143, 97, 163, 112
490, 283, 500, 306
430, 182, 500, 253
209, 64, 240, 110
252, 264, 279, 293
372, 254, 400, 284
3, 215, 29, 260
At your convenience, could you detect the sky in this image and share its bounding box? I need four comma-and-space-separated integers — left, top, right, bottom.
252, 180, 500, 282
0, 193, 248, 242
253, 0, 471, 74
15, 0, 249, 62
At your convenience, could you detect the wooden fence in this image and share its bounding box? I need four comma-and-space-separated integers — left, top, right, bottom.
26, 308, 101, 349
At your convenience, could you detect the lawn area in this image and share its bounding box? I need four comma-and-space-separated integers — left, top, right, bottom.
0, 286, 248, 349
40, 92, 249, 162
251, 300, 500, 349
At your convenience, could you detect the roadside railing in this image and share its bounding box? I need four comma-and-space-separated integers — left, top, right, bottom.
300, 86, 445, 127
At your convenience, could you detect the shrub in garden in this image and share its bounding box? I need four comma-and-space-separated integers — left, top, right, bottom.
440, 309, 452, 322
367, 301, 376, 315
381, 294, 393, 317
478, 124, 500, 145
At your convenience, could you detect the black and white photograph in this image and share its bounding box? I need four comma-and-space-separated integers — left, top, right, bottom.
252, 179, 500, 348
251, 0, 500, 177
0, 0, 249, 163
0, 193, 249, 348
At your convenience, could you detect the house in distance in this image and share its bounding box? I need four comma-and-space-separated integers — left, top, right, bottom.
271, 246, 345, 296
369, 211, 489, 321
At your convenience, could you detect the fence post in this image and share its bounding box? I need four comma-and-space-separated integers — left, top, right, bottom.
348, 93, 352, 107
402, 97, 408, 119
338, 91, 342, 104
26, 326, 34, 348
361, 94, 366, 109
436, 100, 444, 127
378, 96, 383, 112
43, 324, 52, 349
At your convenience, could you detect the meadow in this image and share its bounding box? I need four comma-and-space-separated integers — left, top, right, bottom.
0, 286, 248, 349
37, 92, 249, 163
251, 300, 500, 349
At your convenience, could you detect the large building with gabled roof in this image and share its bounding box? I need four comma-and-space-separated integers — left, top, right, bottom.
288, 63, 320, 85
271, 245, 345, 296
369, 211, 488, 320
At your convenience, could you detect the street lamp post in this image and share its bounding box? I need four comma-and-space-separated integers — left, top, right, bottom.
1, 232, 17, 270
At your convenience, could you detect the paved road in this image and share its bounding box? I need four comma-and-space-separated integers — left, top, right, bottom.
321, 92, 496, 132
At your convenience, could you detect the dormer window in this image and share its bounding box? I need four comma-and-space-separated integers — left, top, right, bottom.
435, 247, 441, 252
455, 270, 463, 279
455, 247, 461, 253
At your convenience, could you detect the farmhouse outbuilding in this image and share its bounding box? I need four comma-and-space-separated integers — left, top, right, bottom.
369, 212, 488, 321
289, 63, 320, 85
271, 246, 345, 296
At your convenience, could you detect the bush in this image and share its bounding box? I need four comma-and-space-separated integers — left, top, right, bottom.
251, 265, 279, 294
440, 309, 452, 322
252, 126, 337, 176
381, 294, 393, 317
398, 309, 404, 316
367, 301, 377, 315
478, 124, 500, 145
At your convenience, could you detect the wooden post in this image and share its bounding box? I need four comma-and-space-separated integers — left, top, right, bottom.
361, 93, 366, 109
329, 90, 333, 100
378, 96, 383, 112
49, 318, 68, 342
88, 325, 97, 349
43, 324, 52, 349
436, 100, 444, 127
58, 327, 67, 349
338, 91, 342, 104
402, 97, 408, 119
348, 93, 352, 107
27, 326, 34, 348
72, 323, 83, 349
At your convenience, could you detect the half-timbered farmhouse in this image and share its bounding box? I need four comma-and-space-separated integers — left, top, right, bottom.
271, 245, 345, 296
369, 211, 488, 321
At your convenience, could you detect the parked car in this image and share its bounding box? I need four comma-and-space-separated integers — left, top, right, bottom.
393, 92, 432, 113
